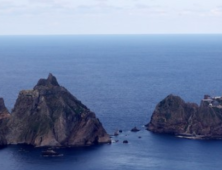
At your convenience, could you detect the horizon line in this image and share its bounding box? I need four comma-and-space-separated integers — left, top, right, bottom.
0, 33, 222, 36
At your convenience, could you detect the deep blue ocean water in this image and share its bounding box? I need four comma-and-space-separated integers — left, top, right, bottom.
0, 34, 222, 170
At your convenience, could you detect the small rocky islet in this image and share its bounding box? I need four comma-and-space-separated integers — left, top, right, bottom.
0, 74, 110, 147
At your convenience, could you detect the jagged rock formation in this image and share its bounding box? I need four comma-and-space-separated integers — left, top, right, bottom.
0, 98, 10, 145
147, 94, 222, 139
6, 74, 110, 147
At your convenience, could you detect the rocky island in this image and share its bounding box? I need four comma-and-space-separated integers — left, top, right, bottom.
147, 94, 222, 139
0, 74, 110, 147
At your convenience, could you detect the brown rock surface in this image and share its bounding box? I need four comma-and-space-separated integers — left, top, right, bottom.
0, 98, 10, 145
147, 94, 222, 139
6, 73, 110, 147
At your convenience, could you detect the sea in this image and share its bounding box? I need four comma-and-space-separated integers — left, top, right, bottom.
0, 34, 222, 170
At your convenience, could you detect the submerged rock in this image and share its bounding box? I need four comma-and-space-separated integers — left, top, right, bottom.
131, 127, 140, 132
0, 98, 10, 145
6, 73, 111, 147
147, 94, 222, 139
41, 148, 63, 157
123, 140, 128, 144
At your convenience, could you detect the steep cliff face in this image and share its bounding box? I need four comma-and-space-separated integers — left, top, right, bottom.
0, 98, 10, 145
147, 94, 222, 139
6, 74, 110, 147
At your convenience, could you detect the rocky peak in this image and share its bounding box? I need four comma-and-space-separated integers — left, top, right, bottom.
0, 98, 10, 119
147, 95, 195, 134
34, 73, 60, 89
157, 94, 186, 110
7, 74, 110, 147
0, 98, 6, 110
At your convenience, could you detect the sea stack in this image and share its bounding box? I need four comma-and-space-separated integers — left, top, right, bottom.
0, 98, 10, 145
6, 73, 111, 147
147, 94, 222, 139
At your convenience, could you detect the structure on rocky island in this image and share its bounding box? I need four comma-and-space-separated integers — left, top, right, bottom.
202, 95, 222, 108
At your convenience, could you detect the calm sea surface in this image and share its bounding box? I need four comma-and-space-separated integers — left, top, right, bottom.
0, 35, 222, 170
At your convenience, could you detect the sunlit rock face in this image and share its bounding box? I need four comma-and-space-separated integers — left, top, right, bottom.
147, 94, 222, 139
6, 74, 110, 147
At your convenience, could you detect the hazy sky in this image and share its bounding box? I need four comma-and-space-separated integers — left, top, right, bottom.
0, 0, 221, 35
